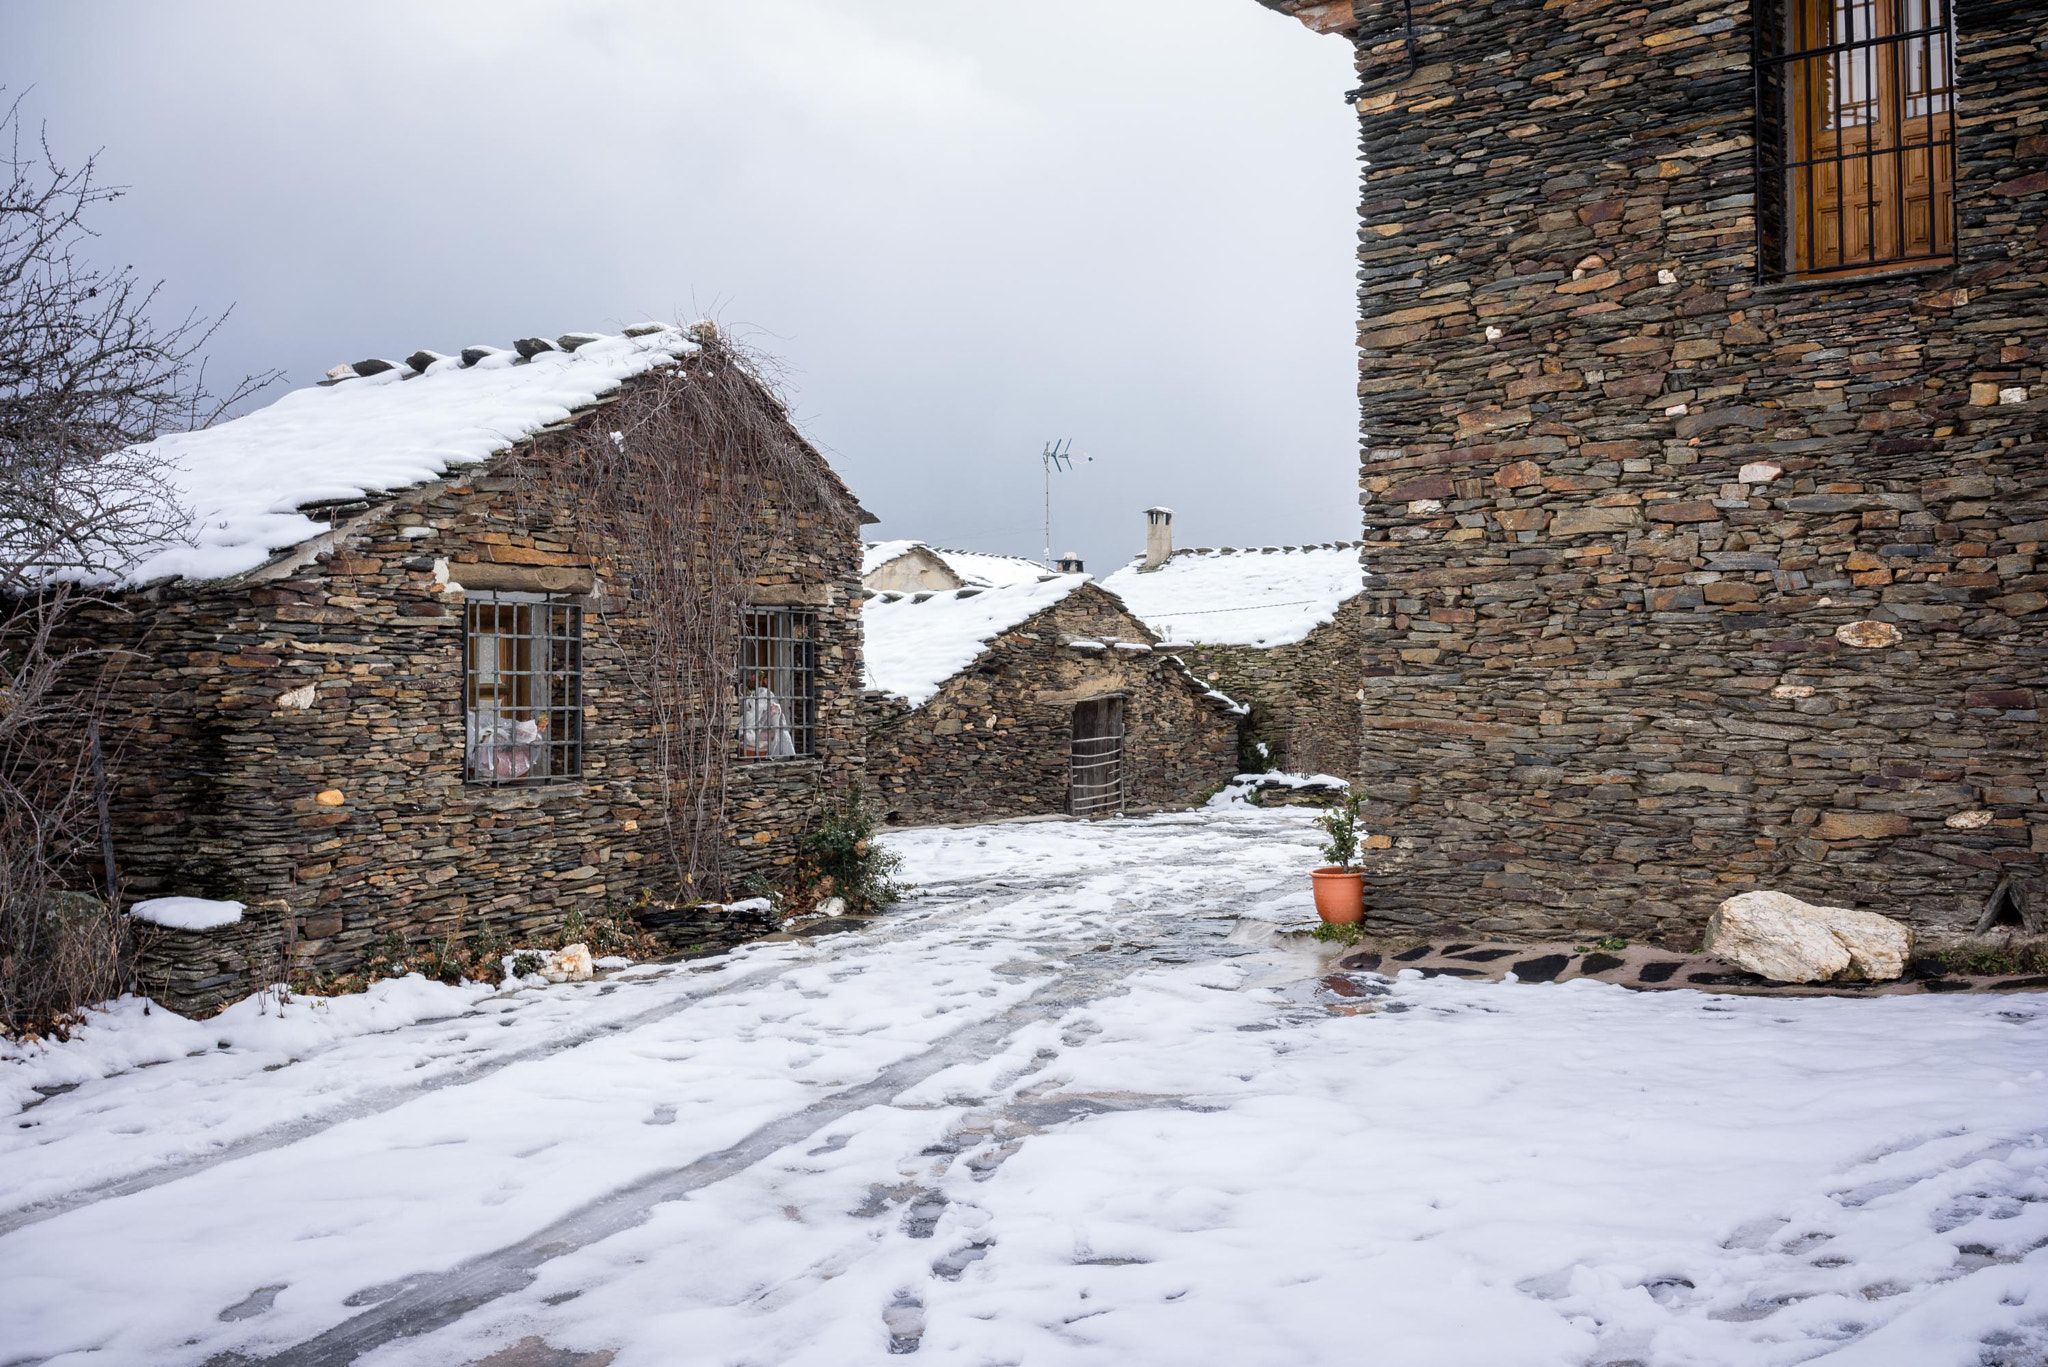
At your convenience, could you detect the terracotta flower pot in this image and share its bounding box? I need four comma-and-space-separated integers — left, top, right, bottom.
1311, 866, 1365, 924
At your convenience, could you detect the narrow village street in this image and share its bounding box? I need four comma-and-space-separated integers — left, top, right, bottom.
3, 806, 2044, 1367
4, 4, 2044, 1365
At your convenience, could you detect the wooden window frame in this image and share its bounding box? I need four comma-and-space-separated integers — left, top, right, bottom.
463, 591, 584, 785
1754, 0, 1957, 281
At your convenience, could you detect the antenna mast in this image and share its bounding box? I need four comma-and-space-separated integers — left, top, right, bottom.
1041, 438, 1073, 569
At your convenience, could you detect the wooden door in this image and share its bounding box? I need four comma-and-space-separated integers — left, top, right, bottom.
1070, 698, 1125, 817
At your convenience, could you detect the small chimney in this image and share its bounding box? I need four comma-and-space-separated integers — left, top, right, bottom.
1056, 551, 1085, 574
1142, 507, 1174, 570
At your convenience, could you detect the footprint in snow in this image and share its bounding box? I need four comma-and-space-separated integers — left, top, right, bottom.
218, 1284, 286, 1321
931, 1239, 991, 1281
901, 1192, 948, 1239
883, 1291, 925, 1354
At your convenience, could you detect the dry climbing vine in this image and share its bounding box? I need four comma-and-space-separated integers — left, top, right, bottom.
526, 329, 852, 902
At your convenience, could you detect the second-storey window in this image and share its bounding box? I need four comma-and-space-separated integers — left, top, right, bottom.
1755, 0, 1955, 278
736, 609, 814, 760
465, 592, 582, 784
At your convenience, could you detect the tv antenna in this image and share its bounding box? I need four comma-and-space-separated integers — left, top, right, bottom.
1040, 439, 1092, 569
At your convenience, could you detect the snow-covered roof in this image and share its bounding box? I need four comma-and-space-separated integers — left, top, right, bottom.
110, 325, 700, 586
936, 548, 1053, 589
1099, 543, 1367, 648
863, 576, 1089, 707
861, 540, 1052, 589
861, 539, 925, 577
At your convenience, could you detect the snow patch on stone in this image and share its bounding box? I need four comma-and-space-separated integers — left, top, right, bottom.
1209, 770, 1349, 808
128, 897, 244, 931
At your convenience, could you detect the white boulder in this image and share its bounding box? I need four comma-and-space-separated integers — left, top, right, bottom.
1705, 894, 1850, 982
540, 942, 595, 983
1704, 891, 1911, 983
1821, 905, 1913, 981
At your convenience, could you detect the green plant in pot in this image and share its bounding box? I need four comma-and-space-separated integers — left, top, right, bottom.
1310, 791, 1367, 925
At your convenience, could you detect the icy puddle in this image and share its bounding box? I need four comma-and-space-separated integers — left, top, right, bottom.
1, 806, 2044, 1366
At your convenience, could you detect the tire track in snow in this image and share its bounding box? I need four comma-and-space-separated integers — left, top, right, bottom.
0, 955, 826, 1237
238, 844, 1278, 1367
237, 979, 1088, 1367
1, 860, 1111, 1241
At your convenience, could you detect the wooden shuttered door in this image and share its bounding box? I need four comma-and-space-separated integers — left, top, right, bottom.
1759, 0, 1956, 277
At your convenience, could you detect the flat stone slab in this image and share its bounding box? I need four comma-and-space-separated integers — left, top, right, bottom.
1313, 937, 2045, 997
1509, 953, 1571, 984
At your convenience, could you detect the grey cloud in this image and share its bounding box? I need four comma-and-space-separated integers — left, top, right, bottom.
1, 0, 1359, 574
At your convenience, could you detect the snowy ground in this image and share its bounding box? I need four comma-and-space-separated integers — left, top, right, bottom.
2, 806, 2045, 1367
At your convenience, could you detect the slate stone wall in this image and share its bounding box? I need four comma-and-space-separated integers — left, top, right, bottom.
129, 899, 295, 1012
1173, 593, 1368, 780
863, 585, 1242, 826
72, 375, 866, 1012
1275, 0, 2046, 943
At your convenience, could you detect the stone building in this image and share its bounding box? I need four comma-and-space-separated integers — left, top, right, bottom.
1100, 510, 1369, 779
66, 325, 873, 1010
862, 576, 1243, 825
1255, 0, 2045, 944
861, 541, 1053, 594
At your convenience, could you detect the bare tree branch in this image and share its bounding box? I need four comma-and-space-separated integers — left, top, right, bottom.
0, 89, 276, 1035
0, 88, 278, 592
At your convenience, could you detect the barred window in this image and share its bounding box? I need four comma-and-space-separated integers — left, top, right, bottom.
736, 609, 814, 761
1756, 0, 1956, 279
464, 592, 582, 784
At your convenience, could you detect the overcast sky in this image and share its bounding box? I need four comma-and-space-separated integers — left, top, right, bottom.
3, 1, 1358, 576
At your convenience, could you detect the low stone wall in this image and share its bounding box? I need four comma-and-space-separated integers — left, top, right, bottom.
864, 586, 1241, 826
628, 898, 782, 956
1174, 595, 1366, 779
131, 899, 294, 1016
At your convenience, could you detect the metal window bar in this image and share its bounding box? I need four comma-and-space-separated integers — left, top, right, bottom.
1753, 0, 1955, 279
464, 592, 583, 785
736, 609, 815, 761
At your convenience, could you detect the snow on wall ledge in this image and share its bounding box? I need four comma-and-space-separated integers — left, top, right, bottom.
863, 576, 1087, 707
128, 897, 245, 931
1100, 543, 1367, 648
110, 326, 698, 587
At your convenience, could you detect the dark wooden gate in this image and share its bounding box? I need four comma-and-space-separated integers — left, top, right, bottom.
1070, 697, 1125, 817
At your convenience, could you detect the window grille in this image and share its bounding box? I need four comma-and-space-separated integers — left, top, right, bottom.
736, 609, 815, 761
1754, 0, 1956, 279
464, 592, 583, 784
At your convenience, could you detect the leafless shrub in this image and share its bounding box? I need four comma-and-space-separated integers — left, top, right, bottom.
0, 588, 127, 1036
0, 91, 275, 1036
532, 330, 855, 901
